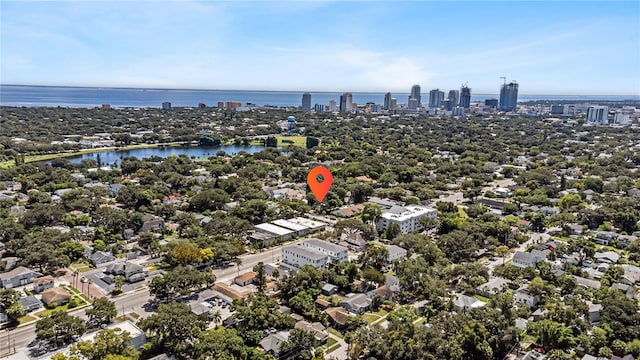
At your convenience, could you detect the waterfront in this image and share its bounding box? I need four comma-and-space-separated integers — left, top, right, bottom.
2, 85, 638, 108
51, 144, 266, 164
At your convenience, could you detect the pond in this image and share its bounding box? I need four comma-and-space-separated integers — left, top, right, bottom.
58, 144, 267, 164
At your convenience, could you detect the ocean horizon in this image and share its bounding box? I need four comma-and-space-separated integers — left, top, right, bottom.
1, 84, 638, 109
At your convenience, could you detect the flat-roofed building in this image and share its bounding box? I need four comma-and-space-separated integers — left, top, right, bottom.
288, 217, 326, 232
376, 205, 437, 234
272, 219, 309, 236
301, 238, 348, 264
81, 320, 146, 350
282, 246, 328, 269
254, 223, 295, 241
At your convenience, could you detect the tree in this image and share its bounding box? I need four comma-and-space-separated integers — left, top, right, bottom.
86, 298, 117, 324
279, 328, 318, 360
0, 289, 24, 322
190, 327, 248, 360
495, 245, 510, 265
361, 203, 382, 225
385, 223, 401, 240
70, 328, 139, 360
113, 276, 125, 295
138, 302, 208, 357
437, 230, 478, 263
253, 261, 267, 293
529, 320, 574, 351
36, 311, 86, 347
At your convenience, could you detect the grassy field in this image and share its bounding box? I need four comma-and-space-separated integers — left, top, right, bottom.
362, 312, 382, 324
0, 160, 15, 168
276, 135, 307, 147
70, 262, 93, 272
18, 314, 38, 325
327, 328, 343, 339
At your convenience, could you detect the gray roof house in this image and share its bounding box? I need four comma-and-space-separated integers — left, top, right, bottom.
339, 293, 372, 314
0, 266, 42, 289
90, 251, 117, 267
477, 277, 510, 297
512, 250, 546, 268
18, 296, 41, 312
105, 261, 145, 282
453, 294, 486, 312
594, 251, 620, 264
387, 245, 408, 263
259, 331, 290, 357
574, 276, 602, 289
589, 303, 602, 325
594, 231, 618, 245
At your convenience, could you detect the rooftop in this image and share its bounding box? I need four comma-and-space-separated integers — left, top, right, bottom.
255, 223, 295, 236
303, 238, 348, 253
381, 205, 436, 222
283, 245, 327, 261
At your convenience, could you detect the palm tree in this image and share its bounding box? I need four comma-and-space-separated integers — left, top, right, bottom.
211, 309, 222, 328
113, 276, 125, 294
234, 258, 242, 278
73, 270, 79, 288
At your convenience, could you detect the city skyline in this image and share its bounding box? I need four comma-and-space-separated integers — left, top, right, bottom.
1, 1, 639, 95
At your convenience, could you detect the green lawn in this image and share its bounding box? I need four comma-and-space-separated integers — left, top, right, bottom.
327, 328, 343, 339
326, 343, 342, 354
0, 160, 15, 168
18, 314, 38, 325
362, 312, 381, 324
70, 262, 93, 272
276, 135, 307, 147
474, 294, 490, 303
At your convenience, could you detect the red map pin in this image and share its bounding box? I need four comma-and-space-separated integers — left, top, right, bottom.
307, 166, 333, 202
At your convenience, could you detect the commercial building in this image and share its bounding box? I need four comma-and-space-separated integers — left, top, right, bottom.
408, 98, 419, 110
448, 90, 459, 107
389, 98, 397, 110
282, 245, 328, 269
301, 238, 348, 264
384, 92, 392, 110
329, 100, 337, 112
314, 104, 325, 112
340, 92, 353, 112
376, 205, 437, 234
614, 112, 630, 125
499, 81, 519, 111
302, 93, 311, 111
485, 98, 499, 108
161, 102, 172, 110
410, 85, 421, 107
460, 86, 471, 109
428, 89, 444, 108
585, 106, 609, 124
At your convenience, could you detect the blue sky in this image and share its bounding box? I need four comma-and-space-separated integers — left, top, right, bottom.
2, 1, 639, 94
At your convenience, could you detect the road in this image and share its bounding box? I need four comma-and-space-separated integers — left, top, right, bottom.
1, 289, 151, 357
1, 236, 305, 357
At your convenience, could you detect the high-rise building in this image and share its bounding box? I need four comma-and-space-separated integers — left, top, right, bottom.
485, 98, 498, 108
410, 85, 421, 106
384, 92, 392, 110
460, 86, 471, 109
329, 100, 337, 112
585, 106, 609, 124
441, 99, 452, 111
314, 104, 325, 112
428, 89, 444, 108
499, 81, 519, 112
198, 102, 206, 110
452, 107, 465, 116
390, 98, 397, 110
340, 93, 353, 112
408, 98, 418, 110
448, 90, 459, 107
162, 102, 172, 110
302, 93, 312, 111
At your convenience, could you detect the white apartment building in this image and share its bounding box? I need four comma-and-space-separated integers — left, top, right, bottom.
282, 246, 328, 269
376, 205, 437, 234
585, 106, 609, 124
301, 238, 348, 263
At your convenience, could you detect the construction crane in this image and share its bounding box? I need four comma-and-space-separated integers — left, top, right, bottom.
461, 81, 469, 88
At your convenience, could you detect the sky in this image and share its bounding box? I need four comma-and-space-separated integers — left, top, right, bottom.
1, 1, 639, 95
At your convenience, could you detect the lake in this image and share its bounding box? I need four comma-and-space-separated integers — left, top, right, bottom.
58, 145, 267, 164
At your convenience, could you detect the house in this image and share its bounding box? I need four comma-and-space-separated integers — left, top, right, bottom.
385, 274, 401, 292
0, 266, 42, 289
494, 187, 512, 198
315, 298, 331, 310
531, 308, 548, 322
321, 283, 338, 296
340, 229, 368, 251
574, 276, 602, 289
594, 251, 620, 264
212, 283, 250, 304
594, 231, 618, 246
18, 296, 41, 312
339, 293, 372, 314
90, 251, 117, 267
370, 285, 395, 300
477, 277, 510, 297
515, 287, 540, 307
32, 275, 54, 293
333, 204, 365, 218
259, 331, 290, 357
81, 320, 146, 350
122, 229, 136, 241
234, 272, 256, 286
512, 250, 546, 268
387, 245, 408, 263
621, 264, 640, 285
141, 219, 164, 232
566, 224, 584, 235
41, 287, 71, 306
105, 261, 145, 283
588, 303, 602, 324
294, 320, 329, 344
538, 241, 558, 252
108, 184, 125, 196
453, 295, 486, 312
617, 235, 637, 248
325, 307, 350, 328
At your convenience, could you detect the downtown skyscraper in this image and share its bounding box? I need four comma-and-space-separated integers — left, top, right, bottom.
499, 81, 519, 112
428, 89, 444, 108
301, 92, 311, 111
448, 90, 459, 107
410, 85, 421, 107
384, 92, 392, 110
460, 85, 471, 109
340, 92, 353, 112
